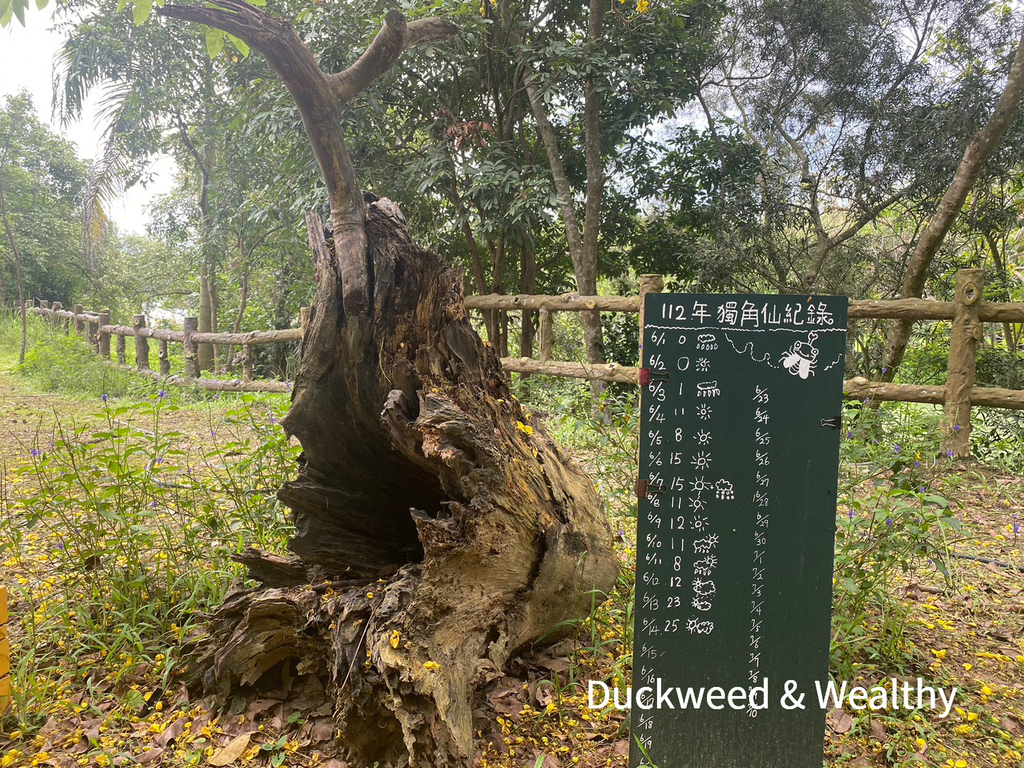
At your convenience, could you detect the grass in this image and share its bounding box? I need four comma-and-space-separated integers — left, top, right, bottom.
0, 320, 301, 764
0, 325, 1022, 767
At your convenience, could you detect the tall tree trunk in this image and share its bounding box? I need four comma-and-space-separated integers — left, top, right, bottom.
881, 22, 1024, 381
177, 112, 218, 372
0, 171, 27, 364
520, 232, 538, 360
158, 5, 618, 765
983, 231, 1018, 352
523, 0, 607, 401
198, 264, 214, 371
233, 270, 249, 335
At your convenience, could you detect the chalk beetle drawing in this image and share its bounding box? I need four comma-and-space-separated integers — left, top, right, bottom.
781, 333, 820, 379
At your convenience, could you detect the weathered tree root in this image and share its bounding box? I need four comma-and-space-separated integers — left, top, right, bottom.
189, 202, 618, 767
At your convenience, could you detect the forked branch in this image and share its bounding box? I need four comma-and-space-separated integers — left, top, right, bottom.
158, 0, 457, 314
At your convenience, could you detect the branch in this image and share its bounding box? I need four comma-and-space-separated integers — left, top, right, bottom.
330, 12, 458, 102
158, 0, 456, 317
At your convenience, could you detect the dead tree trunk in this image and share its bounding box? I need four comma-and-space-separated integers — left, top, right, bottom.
158, 4, 617, 766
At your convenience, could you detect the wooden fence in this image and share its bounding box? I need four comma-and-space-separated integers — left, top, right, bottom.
15, 268, 1024, 456
23, 301, 308, 394
465, 269, 1024, 458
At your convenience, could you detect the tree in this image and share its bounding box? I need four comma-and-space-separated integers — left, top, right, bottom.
881, 20, 1024, 382
651, 0, 1024, 301
16, 2, 619, 765
0, 92, 87, 365
54, 8, 257, 371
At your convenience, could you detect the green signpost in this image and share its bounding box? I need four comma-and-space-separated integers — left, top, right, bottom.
629, 293, 848, 767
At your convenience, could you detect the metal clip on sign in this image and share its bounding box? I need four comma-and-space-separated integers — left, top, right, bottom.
0, 585, 10, 716
638, 368, 670, 387
635, 478, 666, 498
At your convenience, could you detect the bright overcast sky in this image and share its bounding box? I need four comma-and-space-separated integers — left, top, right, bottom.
0, 7, 175, 235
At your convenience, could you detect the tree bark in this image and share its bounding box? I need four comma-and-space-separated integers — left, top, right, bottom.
881, 21, 1024, 381
158, 4, 618, 765
524, 67, 606, 392
0, 162, 27, 364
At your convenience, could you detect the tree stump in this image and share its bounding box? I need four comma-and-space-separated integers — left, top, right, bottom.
191, 202, 618, 767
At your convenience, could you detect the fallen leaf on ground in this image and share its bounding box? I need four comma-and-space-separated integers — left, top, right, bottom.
209, 732, 252, 766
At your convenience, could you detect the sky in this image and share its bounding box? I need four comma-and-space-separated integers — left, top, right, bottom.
0, 7, 175, 235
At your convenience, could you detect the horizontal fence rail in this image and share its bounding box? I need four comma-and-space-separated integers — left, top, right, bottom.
465, 270, 1024, 458
14, 268, 1024, 457
21, 301, 307, 394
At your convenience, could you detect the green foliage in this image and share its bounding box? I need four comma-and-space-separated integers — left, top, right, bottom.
970, 407, 1024, 472
13, 321, 147, 400
0, 92, 88, 305
0, 392, 297, 728
831, 404, 962, 678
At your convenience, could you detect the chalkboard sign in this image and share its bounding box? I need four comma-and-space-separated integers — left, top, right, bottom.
629, 294, 848, 768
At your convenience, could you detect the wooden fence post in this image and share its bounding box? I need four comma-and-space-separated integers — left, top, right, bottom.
242, 344, 254, 382
159, 340, 170, 376
184, 317, 199, 379
73, 304, 84, 335
942, 268, 986, 458
98, 310, 111, 359
51, 301, 62, 332
638, 274, 665, 362
133, 315, 150, 370
0, 584, 10, 717
116, 333, 126, 365
539, 309, 554, 363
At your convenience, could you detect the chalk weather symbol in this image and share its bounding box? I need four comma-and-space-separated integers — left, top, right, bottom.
691, 451, 712, 470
